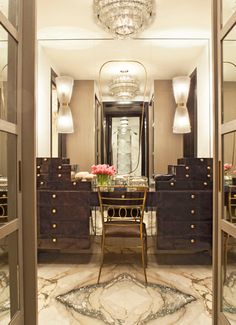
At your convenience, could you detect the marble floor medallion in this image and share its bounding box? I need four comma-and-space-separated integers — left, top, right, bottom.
56, 272, 196, 324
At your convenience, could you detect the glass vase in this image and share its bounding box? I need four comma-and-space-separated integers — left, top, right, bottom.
97, 174, 109, 186
224, 173, 232, 186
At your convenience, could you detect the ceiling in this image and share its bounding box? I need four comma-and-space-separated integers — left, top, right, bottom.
37, 0, 212, 99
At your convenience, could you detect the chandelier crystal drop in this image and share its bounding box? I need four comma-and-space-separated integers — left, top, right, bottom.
93, 0, 153, 39
109, 75, 139, 100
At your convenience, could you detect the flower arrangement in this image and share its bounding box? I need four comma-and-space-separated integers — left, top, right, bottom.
91, 164, 116, 185
224, 163, 232, 174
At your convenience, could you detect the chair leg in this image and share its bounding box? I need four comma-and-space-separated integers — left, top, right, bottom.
140, 236, 147, 284
97, 233, 105, 284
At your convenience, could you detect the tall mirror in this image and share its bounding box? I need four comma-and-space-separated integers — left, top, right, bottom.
98, 60, 148, 176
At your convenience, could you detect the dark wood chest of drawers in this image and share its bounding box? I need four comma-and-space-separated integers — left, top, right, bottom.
37, 190, 91, 250
155, 158, 213, 252
36, 157, 91, 251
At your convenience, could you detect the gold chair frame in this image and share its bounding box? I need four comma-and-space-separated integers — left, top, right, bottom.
97, 185, 148, 283
224, 185, 236, 281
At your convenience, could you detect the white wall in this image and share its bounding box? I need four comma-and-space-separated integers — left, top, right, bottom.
36, 45, 59, 156
189, 43, 212, 157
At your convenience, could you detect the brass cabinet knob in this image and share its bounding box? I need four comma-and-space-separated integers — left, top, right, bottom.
190, 239, 195, 244
203, 182, 208, 186
73, 181, 76, 186
170, 182, 174, 186
2, 194, 6, 197
52, 238, 57, 243
207, 166, 211, 170
185, 166, 190, 170
207, 174, 211, 178
185, 174, 190, 178
52, 208, 57, 214
52, 223, 57, 229
52, 194, 57, 198
121, 195, 125, 198
58, 174, 62, 178
37, 174, 40, 177
37, 165, 40, 169
191, 209, 195, 214
190, 224, 195, 229
58, 165, 62, 170
40, 181, 44, 185
43, 158, 48, 161
200, 158, 204, 162
191, 194, 195, 199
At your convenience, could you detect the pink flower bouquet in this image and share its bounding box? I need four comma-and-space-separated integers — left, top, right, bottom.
224, 163, 232, 172
91, 164, 116, 186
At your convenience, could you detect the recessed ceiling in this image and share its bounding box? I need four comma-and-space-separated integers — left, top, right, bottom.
37, 0, 212, 98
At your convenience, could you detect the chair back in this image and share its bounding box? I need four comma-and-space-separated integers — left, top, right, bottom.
98, 186, 147, 225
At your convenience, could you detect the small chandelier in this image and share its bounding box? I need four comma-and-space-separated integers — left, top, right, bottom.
110, 74, 139, 100
93, 0, 153, 39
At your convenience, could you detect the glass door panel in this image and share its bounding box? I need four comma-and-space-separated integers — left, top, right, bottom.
222, 0, 236, 27
0, 130, 17, 225
0, 230, 19, 323
0, 0, 19, 29
222, 230, 236, 324
0, 24, 17, 124
222, 24, 236, 124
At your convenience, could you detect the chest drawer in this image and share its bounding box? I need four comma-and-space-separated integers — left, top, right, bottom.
38, 191, 90, 206
157, 235, 212, 250
39, 220, 89, 237
38, 205, 90, 221
157, 220, 212, 236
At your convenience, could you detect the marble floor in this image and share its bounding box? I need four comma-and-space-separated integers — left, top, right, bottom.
1, 236, 236, 324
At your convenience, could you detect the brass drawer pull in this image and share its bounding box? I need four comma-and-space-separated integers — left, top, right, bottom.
207, 166, 211, 170
73, 181, 76, 186
191, 194, 195, 199
190, 224, 195, 229
58, 165, 62, 170
58, 174, 62, 178
185, 166, 189, 170
37, 165, 40, 169
52, 238, 57, 243
191, 209, 195, 214
52, 194, 57, 199
207, 174, 211, 178
40, 181, 44, 185
170, 182, 174, 186
203, 182, 208, 186
43, 158, 48, 161
121, 195, 125, 198
185, 174, 190, 178
52, 223, 57, 229
190, 239, 195, 244
52, 208, 57, 214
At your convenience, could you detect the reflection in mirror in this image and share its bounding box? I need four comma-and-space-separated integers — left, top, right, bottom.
0, 231, 20, 322
98, 60, 147, 176
223, 25, 236, 123
51, 70, 58, 157
222, 0, 236, 27
222, 230, 236, 324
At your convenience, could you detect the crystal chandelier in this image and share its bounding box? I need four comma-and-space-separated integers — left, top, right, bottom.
109, 75, 139, 100
93, 0, 153, 39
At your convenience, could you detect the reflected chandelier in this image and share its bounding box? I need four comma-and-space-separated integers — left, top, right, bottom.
93, 0, 153, 39
109, 75, 139, 100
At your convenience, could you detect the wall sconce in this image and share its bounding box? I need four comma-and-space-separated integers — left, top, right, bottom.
55, 76, 74, 133
172, 76, 191, 134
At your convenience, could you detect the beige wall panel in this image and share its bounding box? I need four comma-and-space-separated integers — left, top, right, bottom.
154, 80, 183, 174
67, 80, 95, 171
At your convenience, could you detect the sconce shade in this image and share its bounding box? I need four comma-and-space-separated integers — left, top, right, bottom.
55, 76, 74, 104
57, 104, 74, 133
173, 104, 191, 134
172, 76, 190, 104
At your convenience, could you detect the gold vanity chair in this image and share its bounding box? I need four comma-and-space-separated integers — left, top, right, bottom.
97, 185, 148, 283
224, 185, 236, 281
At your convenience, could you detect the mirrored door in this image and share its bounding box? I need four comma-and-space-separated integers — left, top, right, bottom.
214, 1, 236, 324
